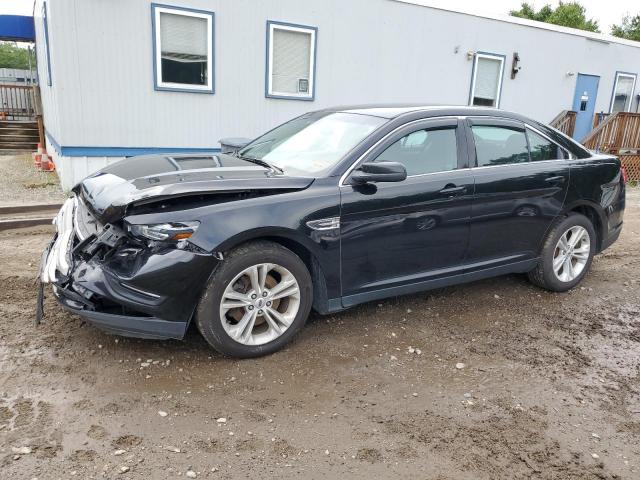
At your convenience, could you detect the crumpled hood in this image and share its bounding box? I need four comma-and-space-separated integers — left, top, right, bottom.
75, 153, 314, 223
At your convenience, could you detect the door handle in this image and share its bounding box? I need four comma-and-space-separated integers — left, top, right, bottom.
439, 185, 467, 196
545, 176, 565, 185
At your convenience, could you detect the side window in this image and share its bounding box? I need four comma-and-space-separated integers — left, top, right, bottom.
374, 128, 458, 176
152, 5, 215, 93
266, 21, 317, 100
526, 128, 563, 161
471, 125, 528, 167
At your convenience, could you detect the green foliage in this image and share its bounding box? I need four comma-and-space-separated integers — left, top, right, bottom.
510, 2, 600, 32
611, 15, 640, 41
0, 42, 36, 70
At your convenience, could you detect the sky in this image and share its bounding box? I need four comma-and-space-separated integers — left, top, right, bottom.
0, 0, 638, 33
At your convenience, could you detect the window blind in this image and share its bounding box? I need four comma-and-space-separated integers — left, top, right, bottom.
612, 75, 635, 112
474, 57, 502, 102
160, 12, 208, 62
272, 28, 312, 94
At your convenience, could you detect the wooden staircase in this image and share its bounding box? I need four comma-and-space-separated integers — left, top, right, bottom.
549, 110, 577, 138
0, 84, 43, 151
582, 112, 640, 154
0, 120, 41, 151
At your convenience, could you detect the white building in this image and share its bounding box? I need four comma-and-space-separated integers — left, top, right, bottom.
0, 68, 37, 85
33, 0, 640, 190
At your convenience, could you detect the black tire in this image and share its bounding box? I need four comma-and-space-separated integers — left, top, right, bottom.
195, 241, 313, 358
527, 213, 596, 292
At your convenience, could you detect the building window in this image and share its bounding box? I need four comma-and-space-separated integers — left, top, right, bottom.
152, 4, 214, 93
266, 21, 317, 100
469, 53, 505, 108
610, 72, 636, 113
42, 1, 52, 86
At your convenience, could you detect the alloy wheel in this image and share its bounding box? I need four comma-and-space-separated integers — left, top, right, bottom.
219, 263, 301, 345
552, 226, 591, 282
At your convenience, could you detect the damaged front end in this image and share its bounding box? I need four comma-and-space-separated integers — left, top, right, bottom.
39, 195, 219, 340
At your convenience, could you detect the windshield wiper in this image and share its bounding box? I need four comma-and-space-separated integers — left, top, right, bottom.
236, 153, 284, 174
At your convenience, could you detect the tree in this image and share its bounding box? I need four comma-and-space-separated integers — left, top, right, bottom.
611, 14, 640, 42
0, 42, 36, 70
510, 2, 600, 32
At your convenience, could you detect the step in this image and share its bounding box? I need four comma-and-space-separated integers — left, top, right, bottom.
0, 203, 62, 215
0, 121, 38, 128
0, 143, 40, 151
0, 141, 39, 145
0, 217, 54, 231
0, 132, 41, 139
0, 203, 61, 232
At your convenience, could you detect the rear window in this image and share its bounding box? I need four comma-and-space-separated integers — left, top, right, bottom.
471, 125, 529, 167
526, 128, 565, 161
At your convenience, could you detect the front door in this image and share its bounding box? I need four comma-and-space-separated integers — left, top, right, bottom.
339, 118, 473, 306
572, 73, 600, 141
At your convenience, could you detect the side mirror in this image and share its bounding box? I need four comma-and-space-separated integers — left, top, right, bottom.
350, 162, 407, 184
218, 137, 252, 154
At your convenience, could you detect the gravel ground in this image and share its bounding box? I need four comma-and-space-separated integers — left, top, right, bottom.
0, 153, 66, 206
0, 189, 639, 479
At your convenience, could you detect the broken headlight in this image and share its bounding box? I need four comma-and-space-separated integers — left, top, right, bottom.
127, 221, 200, 241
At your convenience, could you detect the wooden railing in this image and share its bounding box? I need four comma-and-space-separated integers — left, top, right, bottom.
0, 85, 37, 120
593, 112, 610, 130
582, 112, 640, 153
550, 110, 577, 137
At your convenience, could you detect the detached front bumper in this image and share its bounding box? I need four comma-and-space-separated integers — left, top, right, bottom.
41, 197, 219, 340
54, 284, 189, 339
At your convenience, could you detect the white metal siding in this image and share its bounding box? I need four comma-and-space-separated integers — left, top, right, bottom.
35, 0, 640, 189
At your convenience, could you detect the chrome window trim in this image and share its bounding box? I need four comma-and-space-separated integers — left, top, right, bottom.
338, 116, 460, 187
470, 158, 569, 171
339, 116, 580, 187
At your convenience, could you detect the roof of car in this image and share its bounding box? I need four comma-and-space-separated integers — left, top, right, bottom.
326, 104, 521, 120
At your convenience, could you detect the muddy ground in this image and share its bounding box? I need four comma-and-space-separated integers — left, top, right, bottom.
1, 190, 639, 479
0, 154, 65, 206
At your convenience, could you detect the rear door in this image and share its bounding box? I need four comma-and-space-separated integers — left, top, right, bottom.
465, 117, 570, 269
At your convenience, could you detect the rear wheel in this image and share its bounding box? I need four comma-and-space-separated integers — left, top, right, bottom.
195, 241, 313, 358
527, 213, 596, 292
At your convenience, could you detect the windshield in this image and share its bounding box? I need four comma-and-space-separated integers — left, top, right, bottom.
238, 112, 387, 176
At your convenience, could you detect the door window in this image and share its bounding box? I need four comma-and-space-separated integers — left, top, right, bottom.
526, 128, 564, 161
374, 128, 458, 176
470, 54, 505, 107
471, 126, 528, 166
610, 73, 637, 113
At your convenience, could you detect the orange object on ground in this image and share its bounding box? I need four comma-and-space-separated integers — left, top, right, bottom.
40, 153, 56, 172
40, 154, 55, 171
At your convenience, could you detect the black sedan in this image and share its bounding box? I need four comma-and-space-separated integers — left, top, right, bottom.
40, 105, 626, 357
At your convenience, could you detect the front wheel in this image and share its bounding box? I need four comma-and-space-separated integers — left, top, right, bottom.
195, 241, 313, 358
527, 213, 596, 292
